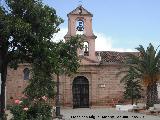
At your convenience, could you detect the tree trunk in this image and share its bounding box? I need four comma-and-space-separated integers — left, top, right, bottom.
146, 82, 158, 108
152, 82, 158, 104
0, 57, 8, 119
131, 88, 134, 105
0, 40, 8, 119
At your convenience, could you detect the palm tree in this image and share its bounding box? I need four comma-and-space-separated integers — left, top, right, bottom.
121, 68, 143, 105
124, 43, 160, 107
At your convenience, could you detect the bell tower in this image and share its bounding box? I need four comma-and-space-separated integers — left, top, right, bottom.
64, 5, 97, 61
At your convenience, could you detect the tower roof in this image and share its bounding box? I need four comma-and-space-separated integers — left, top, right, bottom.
67, 5, 93, 17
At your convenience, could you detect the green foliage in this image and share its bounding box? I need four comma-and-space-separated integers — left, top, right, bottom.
123, 43, 160, 107
0, 0, 63, 117
1, 0, 63, 69
50, 35, 83, 75
23, 36, 83, 100
26, 101, 52, 120
123, 80, 142, 99
1, 0, 82, 118
10, 105, 28, 120
125, 43, 160, 84
10, 96, 52, 120
24, 62, 55, 99
49, 35, 83, 117
121, 68, 143, 104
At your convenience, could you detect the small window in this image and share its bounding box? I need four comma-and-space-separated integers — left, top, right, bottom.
23, 68, 30, 80
83, 42, 89, 56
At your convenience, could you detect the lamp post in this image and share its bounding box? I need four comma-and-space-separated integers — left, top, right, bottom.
55, 73, 61, 118
0, 20, 2, 100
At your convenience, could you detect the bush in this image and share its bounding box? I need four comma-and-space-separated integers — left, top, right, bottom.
10, 96, 52, 120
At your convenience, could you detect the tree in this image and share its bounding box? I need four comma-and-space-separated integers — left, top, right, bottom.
124, 43, 160, 107
0, 6, 13, 118
49, 36, 83, 117
120, 68, 143, 105
0, 0, 63, 118
24, 41, 56, 100
20, 42, 56, 120
23, 35, 82, 118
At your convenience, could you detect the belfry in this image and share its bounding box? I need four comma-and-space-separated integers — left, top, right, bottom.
65, 5, 98, 62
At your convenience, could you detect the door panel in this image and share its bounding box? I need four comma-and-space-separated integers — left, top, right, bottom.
72, 77, 89, 108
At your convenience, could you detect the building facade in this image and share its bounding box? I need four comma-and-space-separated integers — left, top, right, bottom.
6, 6, 150, 108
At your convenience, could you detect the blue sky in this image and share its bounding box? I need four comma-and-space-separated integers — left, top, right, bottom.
1, 0, 160, 51
43, 0, 160, 51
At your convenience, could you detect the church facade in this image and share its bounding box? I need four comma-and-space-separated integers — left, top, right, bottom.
6, 6, 142, 108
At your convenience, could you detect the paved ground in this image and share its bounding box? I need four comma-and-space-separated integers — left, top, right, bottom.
6, 108, 160, 120
55, 108, 160, 120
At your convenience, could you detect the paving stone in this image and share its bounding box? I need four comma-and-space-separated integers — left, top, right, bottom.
60, 108, 160, 120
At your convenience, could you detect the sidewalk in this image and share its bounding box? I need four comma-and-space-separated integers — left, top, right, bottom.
59, 108, 160, 120
6, 108, 160, 120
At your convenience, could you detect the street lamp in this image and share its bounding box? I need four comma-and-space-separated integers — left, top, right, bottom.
55, 74, 61, 118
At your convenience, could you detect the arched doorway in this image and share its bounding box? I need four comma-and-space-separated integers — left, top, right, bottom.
72, 76, 89, 108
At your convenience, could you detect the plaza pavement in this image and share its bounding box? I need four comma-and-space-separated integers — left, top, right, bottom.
6, 108, 160, 120
55, 108, 160, 120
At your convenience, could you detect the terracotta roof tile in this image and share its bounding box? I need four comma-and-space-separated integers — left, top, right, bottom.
96, 51, 139, 64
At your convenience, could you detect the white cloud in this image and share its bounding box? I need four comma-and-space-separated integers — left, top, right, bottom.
52, 27, 135, 52
94, 32, 136, 52
51, 28, 67, 42
94, 32, 112, 51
